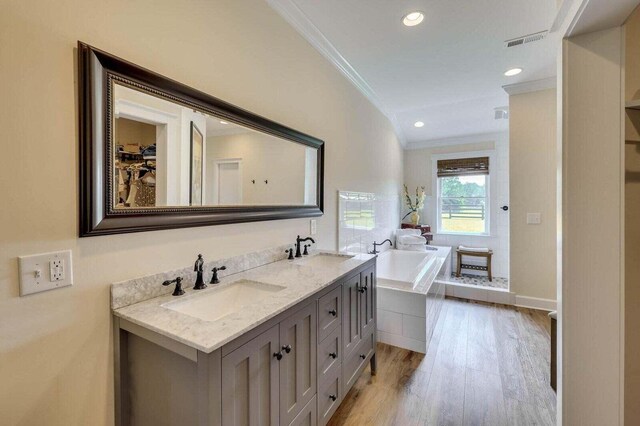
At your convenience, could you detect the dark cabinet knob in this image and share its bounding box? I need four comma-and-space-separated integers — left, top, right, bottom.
329, 352, 337, 359
329, 394, 337, 401
501, 205, 509, 211
358, 285, 367, 293
273, 351, 283, 361
282, 345, 292, 354
328, 309, 337, 317
359, 354, 366, 360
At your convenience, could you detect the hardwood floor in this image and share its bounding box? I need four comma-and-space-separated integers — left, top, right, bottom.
328, 297, 556, 426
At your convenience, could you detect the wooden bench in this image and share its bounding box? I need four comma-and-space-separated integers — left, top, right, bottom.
456, 248, 493, 281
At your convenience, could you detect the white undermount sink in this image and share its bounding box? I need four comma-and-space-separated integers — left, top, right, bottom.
293, 253, 354, 268
162, 280, 285, 322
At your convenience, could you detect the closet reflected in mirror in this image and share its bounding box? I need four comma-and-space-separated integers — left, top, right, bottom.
113, 83, 318, 209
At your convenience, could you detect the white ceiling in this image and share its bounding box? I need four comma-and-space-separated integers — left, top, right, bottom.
269, 0, 561, 145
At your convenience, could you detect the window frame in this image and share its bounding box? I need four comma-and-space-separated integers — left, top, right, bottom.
431, 150, 496, 237
437, 174, 490, 235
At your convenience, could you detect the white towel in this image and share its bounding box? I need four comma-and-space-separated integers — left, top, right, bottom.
459, 245, 490, 253
398, 235, 427, 245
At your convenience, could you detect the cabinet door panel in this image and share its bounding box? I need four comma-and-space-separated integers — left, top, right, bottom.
280, 302, 317, 426
289, 395, 317, 426
360, 266, 376, 336
222, 325, 279, 426
317, 286, 341, 341
342, 273, 361, 360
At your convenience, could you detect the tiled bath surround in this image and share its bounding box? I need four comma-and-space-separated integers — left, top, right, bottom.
338, 191, 399, 254
111, 244, 294, 309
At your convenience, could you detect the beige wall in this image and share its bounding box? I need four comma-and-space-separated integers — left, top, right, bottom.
403, 134, 511, 278
625, 6, 640, 425
561, 27, 624, 425
0, 1, 403, 424
206, 132, 307, 205
509, 89, 558, 301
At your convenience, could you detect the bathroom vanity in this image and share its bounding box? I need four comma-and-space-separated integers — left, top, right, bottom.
111, 249, 376, 426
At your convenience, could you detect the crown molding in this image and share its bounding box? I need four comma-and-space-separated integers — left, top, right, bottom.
405, 131, 508, 150
266, 0, 406, 146
502, 77, 557, 96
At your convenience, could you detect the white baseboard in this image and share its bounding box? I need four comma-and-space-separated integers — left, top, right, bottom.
514, 295, 557, 311
443, 282, 557, 311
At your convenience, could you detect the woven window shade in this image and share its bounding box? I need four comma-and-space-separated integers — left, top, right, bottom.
437, 157, 489, 177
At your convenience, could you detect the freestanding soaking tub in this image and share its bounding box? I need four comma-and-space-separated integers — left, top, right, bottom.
375, 247, 451, 353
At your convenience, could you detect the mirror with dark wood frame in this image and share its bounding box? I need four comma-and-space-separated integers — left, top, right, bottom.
78, 42, 324, 237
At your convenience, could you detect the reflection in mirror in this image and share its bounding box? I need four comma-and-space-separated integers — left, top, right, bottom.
113, 83, 318, 208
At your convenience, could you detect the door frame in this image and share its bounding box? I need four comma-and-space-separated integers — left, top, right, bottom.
212, 158, 243, 205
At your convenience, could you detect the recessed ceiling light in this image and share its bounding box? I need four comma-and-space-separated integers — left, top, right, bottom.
220, 120, 228, 124
504, 68, 523, 77
402, 11, 424, 27
414, 121, 425, 128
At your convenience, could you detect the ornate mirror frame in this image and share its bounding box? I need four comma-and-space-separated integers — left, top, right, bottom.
78, 42, 324, 237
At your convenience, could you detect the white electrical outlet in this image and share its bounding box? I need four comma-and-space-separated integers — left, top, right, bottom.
18, 250, 73, 296
310, 219, 317, 236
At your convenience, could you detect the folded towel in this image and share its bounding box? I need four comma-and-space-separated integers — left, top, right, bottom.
458, 245, 490, 253
398, 235, 427, 245
396, 228, 422, 237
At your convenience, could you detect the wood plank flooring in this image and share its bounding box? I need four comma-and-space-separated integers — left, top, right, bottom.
328, 297, 556, 426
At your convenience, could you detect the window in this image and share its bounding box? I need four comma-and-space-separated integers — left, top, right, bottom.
436, 157, 489, 235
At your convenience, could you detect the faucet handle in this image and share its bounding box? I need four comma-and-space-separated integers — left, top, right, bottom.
286, 248, 294, 260
162, 277, 185, 296
210, 265, 227, 284
303, 244, 310, 256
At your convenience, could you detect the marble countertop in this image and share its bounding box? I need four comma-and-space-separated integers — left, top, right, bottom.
112, 252, 375, 353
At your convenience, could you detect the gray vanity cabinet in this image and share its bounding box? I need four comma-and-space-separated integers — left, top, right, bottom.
221, 325, 281, 426
359, 267, 376, 336
114, 259, 376, 426
341, 273, 362, 360
221, 302, 317, 426
279, 303, 317, 426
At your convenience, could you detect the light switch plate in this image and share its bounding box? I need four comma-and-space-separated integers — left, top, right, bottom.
18, 250, 73, 296
526, 213, 541, 225
310, 219, 317, 236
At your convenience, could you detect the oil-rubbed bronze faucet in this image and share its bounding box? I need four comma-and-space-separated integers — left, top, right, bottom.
295, 235, 315, 257
369, 239, 393, 254
162, 277, 185, 296
193, 254, 207, 290
210, 265, 227, 284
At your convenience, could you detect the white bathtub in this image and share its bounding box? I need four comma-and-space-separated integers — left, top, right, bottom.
377, 250, 440, 291
376, 247, 451, 353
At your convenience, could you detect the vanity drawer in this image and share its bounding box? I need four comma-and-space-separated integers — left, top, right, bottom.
318, 369, 342, 426
289, 395, 317, 426
342, 331, 375, 393
318, 286, 341, 341
317, 325, 341, 384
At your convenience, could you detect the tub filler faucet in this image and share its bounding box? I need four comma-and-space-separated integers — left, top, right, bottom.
370, 239, 393, 254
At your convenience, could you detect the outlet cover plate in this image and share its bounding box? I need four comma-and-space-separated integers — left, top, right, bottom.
18, 250, 73, 296
310, 219, 317, 236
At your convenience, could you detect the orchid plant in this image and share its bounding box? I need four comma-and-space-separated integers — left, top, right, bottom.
403, 185, 426, 221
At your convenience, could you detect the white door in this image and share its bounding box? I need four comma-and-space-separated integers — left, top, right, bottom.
217, 162, 242, 204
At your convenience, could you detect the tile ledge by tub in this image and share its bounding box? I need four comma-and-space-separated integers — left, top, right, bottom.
112, 249, 375, 353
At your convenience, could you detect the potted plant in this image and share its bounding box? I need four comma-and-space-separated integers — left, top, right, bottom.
403, 185, 426, 225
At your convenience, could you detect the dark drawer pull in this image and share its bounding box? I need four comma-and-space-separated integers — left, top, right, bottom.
328, 309, 337, 317
329, 352, 337, 359
273, 351, 283, 361
329, 394, 337, 402
282, 345, 292, 354
359, 354, 366, 360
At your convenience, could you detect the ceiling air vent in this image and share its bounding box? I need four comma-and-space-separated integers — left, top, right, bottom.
505, 30, 548, 48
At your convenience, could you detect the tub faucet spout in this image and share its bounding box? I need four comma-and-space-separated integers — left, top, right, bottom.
370, 239, 393, 254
